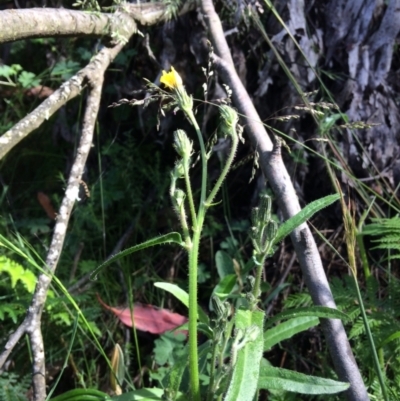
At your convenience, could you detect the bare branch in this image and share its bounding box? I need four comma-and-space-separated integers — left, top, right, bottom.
0, 2, 197, 44
200, 1, 369, 400
0, 8, 129, 43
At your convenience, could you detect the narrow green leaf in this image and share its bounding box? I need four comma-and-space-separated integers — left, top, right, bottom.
258, 364, 349, 394
224, 310, 264, 401
90, 233, 184, 280
264, 316, 319, 350
379, 330, 400, 348
154, 282, 209, 325
49, 388, 112, 401
265, 306, 348, 329
213, 274, 237, 299
273, 194, 340, 245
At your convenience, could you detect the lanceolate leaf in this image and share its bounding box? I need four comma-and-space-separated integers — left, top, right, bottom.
258, 364, 349, 394
265, 306, 348, 329
273, 194, 340, 245
154, 282, 209, 325
224, 310, 264, 401
97, 294, 187, 335
90, 232, 184, 280
264, 316, 319, 351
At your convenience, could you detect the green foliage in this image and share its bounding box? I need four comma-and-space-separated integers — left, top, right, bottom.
0, 372, 31, 401
49, 388, 112, 401
224, 310, 264, 401
285, 274, 400, 399
0, 255, 36, 293
50, 60, 81, 81
0, 256, 37, 323
361, 216, 400, 259
258, 362, 349, 394
0, 64, 41, 88
273, 194, 340, 246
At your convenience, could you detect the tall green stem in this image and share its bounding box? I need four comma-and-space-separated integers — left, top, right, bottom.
183, 105, 238, 400
252, 254, 267, 300
353, 278, 388, 401
184, 109, 208, 401
206, 133, 238, 207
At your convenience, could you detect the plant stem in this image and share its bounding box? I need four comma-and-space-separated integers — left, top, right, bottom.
184, 162, 197, 228
252, 254, 267, 300
187, 221, 203, 401
353, 278, 388, 401
186, 109, 208, 228
184, 108, 208, 401
206, 131, 238, 207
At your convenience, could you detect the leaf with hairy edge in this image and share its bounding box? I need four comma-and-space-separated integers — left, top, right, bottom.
258, 363, 349, 394
90, 232, 184, 280
154, 282, 209, 325
264, 316, 319, 351
273, 194, 340, 245
97, 294, 187, 335
265, 306, 348, 329
224, 309, 264, 401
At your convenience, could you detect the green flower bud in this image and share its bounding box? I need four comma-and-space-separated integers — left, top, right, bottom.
219, 105, 239, 130
173, 188, 186, 209
173, 129, 193, 159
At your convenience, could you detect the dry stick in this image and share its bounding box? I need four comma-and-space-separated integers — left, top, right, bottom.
0, 39, 133, 401
0, 8, 112, 43
0, 3, 197, 45
200, 1, 369, 400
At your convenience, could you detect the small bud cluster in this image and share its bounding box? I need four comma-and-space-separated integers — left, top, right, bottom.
250, 195, 278, 257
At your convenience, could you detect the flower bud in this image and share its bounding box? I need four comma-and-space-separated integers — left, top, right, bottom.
173, 129, 192, 159
219, 105, 239, 132
173, 188, 186, 209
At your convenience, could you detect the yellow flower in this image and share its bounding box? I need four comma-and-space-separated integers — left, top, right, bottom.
160, 66, 183, 90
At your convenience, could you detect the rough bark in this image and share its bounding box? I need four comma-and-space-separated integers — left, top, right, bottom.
325, 0, 400, 191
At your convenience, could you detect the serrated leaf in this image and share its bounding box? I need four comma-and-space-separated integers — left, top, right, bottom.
224, 310, 264, 401
265, 306, 348, 329
273, 194, 340, 245
264, 316, 319, 350
258, 364, 349, 394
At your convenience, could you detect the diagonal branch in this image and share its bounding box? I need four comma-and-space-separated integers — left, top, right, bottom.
0, 34, 133, 401
0, 3, 197, 44
0, 8, 135, 44
200, 1, 369, 400
0, 13, 136, 160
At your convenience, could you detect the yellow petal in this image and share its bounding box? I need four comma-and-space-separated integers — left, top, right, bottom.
160, 66, 183, 89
